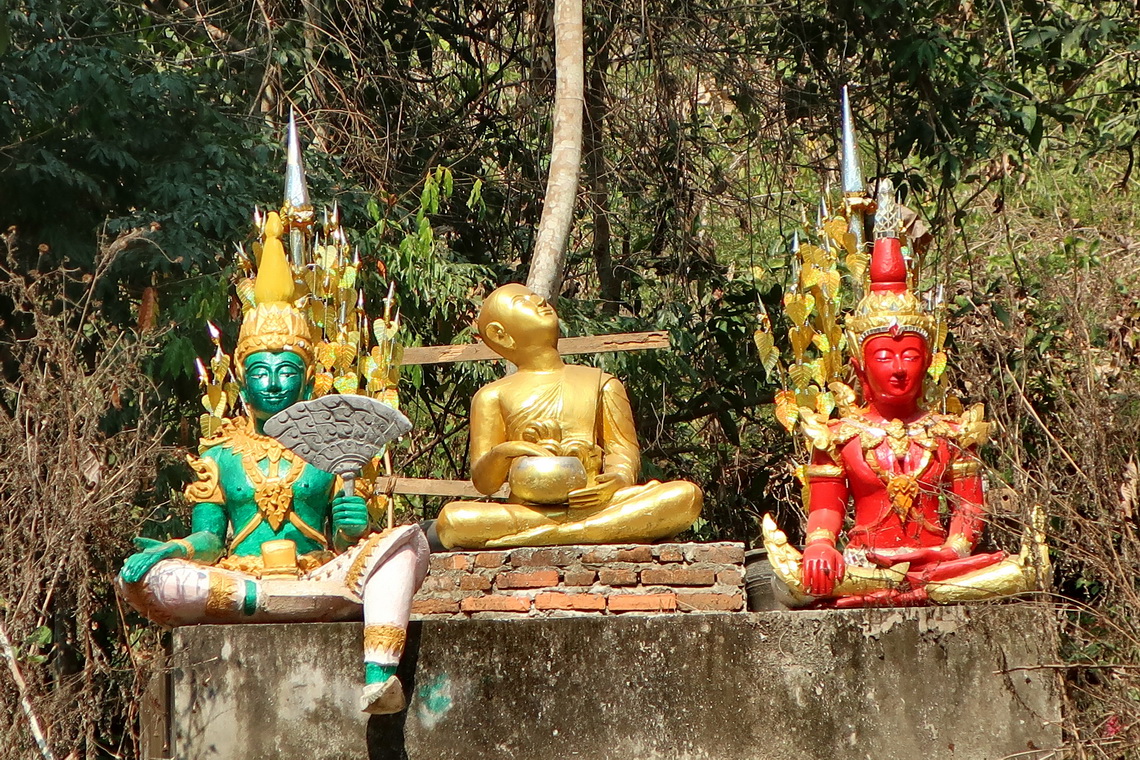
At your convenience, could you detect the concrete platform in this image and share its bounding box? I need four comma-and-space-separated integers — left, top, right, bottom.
151, 605, 1062, 760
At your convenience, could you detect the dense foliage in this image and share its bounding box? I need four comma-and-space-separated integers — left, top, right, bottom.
1, 0, 1139, 756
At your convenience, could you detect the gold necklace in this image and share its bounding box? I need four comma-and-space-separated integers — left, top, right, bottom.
862, 429, 934, 523
223, 418, 303, 530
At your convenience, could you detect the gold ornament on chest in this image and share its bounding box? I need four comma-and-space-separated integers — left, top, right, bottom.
225, 421, 304, 530
860, 420, 936, 522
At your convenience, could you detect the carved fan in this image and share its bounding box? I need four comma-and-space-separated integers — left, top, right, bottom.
264, 394, 412, 496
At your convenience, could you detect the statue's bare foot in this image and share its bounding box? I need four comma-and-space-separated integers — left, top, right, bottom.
361, 675, 406, 715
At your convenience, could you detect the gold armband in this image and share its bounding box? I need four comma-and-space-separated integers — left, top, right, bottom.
805, 464, 844, 479
806, 528, 837, 545
170, 538, 195, 560
950, 460, 981, 478
185, 455, 223, 503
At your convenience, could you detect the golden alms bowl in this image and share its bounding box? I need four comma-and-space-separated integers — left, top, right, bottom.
509, 456, 588, 504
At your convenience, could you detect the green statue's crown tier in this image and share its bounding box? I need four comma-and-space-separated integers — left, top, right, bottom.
236, 302, 317, 367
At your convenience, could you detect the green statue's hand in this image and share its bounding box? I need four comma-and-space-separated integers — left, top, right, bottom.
120, 538, 183, 584
332, 494, 369, 539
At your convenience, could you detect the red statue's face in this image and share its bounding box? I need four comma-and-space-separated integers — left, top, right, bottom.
859, 333, 930, 413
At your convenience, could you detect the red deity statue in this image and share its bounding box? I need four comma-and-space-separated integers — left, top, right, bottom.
762, 98, 1048, 607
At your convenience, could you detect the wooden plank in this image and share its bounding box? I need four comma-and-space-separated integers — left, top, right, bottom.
400, 330, 670, 366
383, 477, 509, 499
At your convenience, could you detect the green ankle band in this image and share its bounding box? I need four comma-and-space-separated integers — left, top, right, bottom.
365, 662, 397, 685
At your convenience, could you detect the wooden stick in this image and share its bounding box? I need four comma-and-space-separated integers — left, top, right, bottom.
382, 449, 395, 530
382, 477, 510, 499
400, 331, 669, 366
0, 620, 58, 760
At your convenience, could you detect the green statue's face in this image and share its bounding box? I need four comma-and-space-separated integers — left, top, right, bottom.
242, 351, 310, 421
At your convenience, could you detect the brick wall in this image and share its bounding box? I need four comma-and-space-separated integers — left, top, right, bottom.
411, 542, 746, 619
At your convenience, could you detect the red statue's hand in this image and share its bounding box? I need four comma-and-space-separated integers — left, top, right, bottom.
802, 542, 845, 596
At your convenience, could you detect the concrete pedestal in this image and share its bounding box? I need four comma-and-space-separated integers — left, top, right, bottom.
152, 605, 1062, 760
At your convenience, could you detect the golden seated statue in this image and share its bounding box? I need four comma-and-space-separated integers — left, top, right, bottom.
434, 284, 702, 549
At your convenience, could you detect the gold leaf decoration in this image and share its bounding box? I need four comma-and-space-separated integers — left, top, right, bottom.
200, 413, 223, 439
340, 265, 358, 289
928, 351, 948, 381
841, 232, 858, 256
363, 352, 382, 380
753, 330, 780, 378
236, 278, 256, 311
790, 326, 815, 362
800, 264, 823, 289
823, 217, 848, 248
846, 252, 870, 280
815, 391, 836, 417
205, 384, 224, 413
313, 372, 334, 398
316, 244, 339, 270
333, 373, 359, 394
224, 382, 241, 405
784, 293, 816, 326
774, 390, 799, 432
819, 267, 841, 296
801, 244, 827, 268
808, 359, 825, 386
210, 354, 230, 379
309, 302, 328, 329
302, 268, 320, 295
811, 332, 831, 353
334, 342, 357, 370
316, 341, 337, 368
788, 362, 814, 390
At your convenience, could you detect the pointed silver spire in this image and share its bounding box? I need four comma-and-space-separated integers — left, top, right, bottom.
282, 109, 315, 268
840, 85, 869, 259
840, 86, 865, 196
284, 109, 311, 212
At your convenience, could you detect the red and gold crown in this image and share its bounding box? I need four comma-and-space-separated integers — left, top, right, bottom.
844, 179, 934, 353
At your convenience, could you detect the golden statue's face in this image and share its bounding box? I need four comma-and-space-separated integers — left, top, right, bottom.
479, 284, 559, 352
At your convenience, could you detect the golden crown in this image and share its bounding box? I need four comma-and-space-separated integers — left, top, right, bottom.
235, 302, 315, 367
845, 288, 935, 349
234, 209, 316, 371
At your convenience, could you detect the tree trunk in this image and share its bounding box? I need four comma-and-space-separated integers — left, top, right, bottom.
584, 14, 619, 315
526, 0, 584, 301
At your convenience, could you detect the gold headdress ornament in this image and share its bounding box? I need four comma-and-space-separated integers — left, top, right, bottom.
754, 86, 952, 435
843, 177, 935, 354
234, 209, 317, 371
223, 109, 403, 402
233, 111, 318, 372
